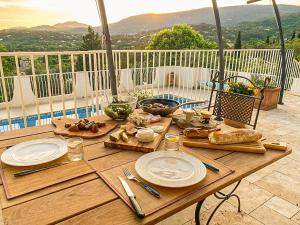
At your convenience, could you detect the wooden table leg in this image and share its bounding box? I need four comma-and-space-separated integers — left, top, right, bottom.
195, 180, 242, 225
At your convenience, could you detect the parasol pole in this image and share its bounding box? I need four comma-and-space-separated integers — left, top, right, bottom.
247, 0, 286, 104
96, 0, 118, 95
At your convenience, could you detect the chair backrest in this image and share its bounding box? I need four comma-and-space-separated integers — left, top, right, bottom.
208, 72, 270, 129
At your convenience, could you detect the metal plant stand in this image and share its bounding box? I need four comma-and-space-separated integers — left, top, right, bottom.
195, 180, 242, 225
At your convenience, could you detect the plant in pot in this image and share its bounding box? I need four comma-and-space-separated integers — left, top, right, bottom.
129, 88, 152, 108
222, 81, 256, 128
252, 76, 280, 111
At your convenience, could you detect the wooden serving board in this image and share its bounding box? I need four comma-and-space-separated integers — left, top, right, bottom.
183, 138, 266, 153
104, 117, 172, 153
52, 116, 118, 139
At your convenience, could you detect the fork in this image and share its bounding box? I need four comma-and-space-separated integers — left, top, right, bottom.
123, 168, 160, 198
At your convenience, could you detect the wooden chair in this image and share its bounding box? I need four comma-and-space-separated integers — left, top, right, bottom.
207, 72, 270, 129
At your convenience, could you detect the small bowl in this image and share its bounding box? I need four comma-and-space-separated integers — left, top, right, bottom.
103, 95, 137, 120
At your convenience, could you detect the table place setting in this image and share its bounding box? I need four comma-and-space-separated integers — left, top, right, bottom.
98, 149, 234, 218
0, 137, 95, 199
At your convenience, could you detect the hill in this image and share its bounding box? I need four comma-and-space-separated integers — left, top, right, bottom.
11, 21, 90, 34
111, 13, 300, 49
105, 4, 300, 35
0, 8, 299, 52
0, 4, 299, 36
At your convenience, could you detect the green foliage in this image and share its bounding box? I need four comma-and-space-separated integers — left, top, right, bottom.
266, 36, 270, 44
228, 82, 255, 96
291, 30, 296, 40
80, 26, 102, 51
0, 30, 81, 51
146, 24, 217, 50
286, 39, 300, 61
251, 76, 278, 89
234, 31, 242, 49
129, 88, 152, 101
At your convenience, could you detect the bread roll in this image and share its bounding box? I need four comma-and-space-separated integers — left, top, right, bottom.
208, 129, 262, 145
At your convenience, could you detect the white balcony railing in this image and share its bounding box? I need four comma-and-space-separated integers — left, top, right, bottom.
0, 49, 298, 132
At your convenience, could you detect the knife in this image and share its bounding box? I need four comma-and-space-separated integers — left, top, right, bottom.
203, 162, 219, 173
118, 176, 145, 219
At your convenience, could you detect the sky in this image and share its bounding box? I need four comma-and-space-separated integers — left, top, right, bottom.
0, 0, 299, 29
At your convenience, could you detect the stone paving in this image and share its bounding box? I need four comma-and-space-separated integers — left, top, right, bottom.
158, 92, 300, 225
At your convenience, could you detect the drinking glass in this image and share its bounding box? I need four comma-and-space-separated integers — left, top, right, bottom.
164, 133, 180, 151
67, 137, 83, 161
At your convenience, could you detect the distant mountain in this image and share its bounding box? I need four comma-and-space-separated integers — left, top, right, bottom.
111, 12, 300, 50
31, 21, 89, 33
0, 21, 90, 34
1, 5, 299, 36
105, 4, 300, 35
0, 5, 299, 52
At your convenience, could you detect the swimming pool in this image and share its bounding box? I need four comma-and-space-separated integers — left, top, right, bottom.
0, 94, 207, 132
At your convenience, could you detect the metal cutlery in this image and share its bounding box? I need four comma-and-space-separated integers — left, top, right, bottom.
203, 162, 219, 173
123, 168, 160, 198
118, 176, 145, 219
14, 162, 71, 177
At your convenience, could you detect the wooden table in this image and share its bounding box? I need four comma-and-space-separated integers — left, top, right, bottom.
0, 119, 291, 225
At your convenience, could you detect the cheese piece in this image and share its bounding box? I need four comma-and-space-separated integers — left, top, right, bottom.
136, 128, 154, 143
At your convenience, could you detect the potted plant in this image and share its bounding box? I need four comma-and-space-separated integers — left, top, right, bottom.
252, 76, 281, 111
222, 81, 256, 128
128, 88, 152, 108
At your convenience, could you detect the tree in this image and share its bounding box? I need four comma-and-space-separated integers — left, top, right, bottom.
298, 33, 300, 39
265, 36, 270, 44
291, 30, 296, 40
80, 26, 102, 51
234, 31, 242, 49
77, 26, 102, 71
146, 24, 217, 50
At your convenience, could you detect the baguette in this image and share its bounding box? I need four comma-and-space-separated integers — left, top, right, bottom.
184, 127, 221, 139
208, 129, 262, 145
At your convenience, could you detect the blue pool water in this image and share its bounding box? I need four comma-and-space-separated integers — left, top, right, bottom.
0, 94, 207, 131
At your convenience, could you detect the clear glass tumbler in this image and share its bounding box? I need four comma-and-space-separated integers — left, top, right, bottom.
67, 137, 84, 161
164, 133, 180, 151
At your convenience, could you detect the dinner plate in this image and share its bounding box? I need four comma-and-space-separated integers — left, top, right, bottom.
135, 151, 207, 188
1, 138, 68, 166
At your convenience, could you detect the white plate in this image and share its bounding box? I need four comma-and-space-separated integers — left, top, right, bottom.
1, 138, 68, 166
135, 151, 207, 188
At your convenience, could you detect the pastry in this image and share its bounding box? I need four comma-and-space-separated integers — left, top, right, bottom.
208, 129, 262, 145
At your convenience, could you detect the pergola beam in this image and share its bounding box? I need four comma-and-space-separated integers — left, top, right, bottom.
247, 0, 287, 104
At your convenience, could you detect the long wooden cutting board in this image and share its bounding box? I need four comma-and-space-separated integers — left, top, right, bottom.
104, 117, 172, 153
183, 138, 266, 153
52, 116, 118, 139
